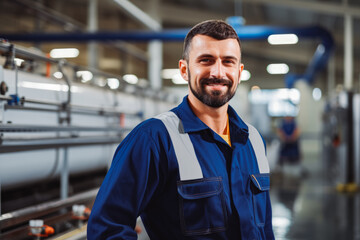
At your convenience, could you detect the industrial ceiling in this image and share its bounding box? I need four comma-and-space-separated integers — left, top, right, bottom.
0, 0, 359, 94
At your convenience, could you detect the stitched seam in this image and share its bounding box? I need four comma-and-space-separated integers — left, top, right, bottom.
179, 178, 222, 198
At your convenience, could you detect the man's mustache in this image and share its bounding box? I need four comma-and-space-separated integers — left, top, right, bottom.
200, 78, 232, 86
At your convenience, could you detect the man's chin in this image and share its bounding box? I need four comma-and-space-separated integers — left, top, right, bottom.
201, 96, 229, 108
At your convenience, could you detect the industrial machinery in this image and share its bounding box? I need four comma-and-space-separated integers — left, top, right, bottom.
322, 91, 360, 191
0, 41, 176, 239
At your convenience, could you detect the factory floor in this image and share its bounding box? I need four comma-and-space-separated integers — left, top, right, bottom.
271, 163, 360, 240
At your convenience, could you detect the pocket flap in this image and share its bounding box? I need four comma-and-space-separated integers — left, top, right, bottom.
177, 177, 223, 200
250, 173, 270, 191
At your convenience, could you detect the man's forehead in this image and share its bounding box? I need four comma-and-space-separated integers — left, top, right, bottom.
191, 34, 239, 44
189, 35, 241, 58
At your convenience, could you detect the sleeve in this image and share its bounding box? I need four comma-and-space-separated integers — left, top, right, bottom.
87, 126, 163, 239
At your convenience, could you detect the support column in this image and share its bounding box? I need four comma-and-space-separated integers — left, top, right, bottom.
148, 41, 163, 90
88, 0, 99, 69
112, 0, 162, 90
147, 0, 162, 91
344, 13, 353, 90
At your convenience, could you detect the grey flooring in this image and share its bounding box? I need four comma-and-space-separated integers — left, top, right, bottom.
271, 165, 360, 240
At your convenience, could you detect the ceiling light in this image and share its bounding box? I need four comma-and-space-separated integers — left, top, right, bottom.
107, 78, 120, 89
76, 71, 93, 82
268, 34, 298, 45
123, 74, 138, 84
267, 63, 289, 74
50, 48, 79, 58
241, 70, 251, 81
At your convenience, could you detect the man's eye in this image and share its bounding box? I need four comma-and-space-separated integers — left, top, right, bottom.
224, 60, 235, 64
200, 59, 211, 63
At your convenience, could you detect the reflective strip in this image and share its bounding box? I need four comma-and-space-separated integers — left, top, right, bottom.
246, 123, 270, 174
156, 112, 269, 180
155, 111, 203, 181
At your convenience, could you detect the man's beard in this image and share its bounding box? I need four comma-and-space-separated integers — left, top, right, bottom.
188, 71, 236, 108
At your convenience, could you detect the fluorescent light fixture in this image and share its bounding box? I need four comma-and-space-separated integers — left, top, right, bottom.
162, 69, 179, 79
172, 73, 187, 85
14, 58, 24, 67
50, 48, 79, 58
76, 71, 93, 82
268, 34, 298, 45
267, 63, 289, 74
241, 70, 251, 81
53, 72, 63, 79
312, 87, 322, 101
107, 78, 120, 89
123, 74, 138, 84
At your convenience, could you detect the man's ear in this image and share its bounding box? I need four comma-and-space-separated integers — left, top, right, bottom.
179, 59, 188, 81
238, 64, 244, 84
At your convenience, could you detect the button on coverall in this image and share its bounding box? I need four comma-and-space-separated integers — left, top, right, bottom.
88, 96, 275, 239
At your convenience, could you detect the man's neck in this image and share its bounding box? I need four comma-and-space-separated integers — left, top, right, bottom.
187, 94, 229, 135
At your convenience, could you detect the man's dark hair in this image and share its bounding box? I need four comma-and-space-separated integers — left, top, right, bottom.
182, 19, 241, 61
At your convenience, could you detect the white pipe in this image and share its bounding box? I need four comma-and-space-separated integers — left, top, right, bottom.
113, 0, 161, 31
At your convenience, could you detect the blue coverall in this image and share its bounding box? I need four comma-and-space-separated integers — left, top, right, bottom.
279, 117, 300, 164
88, 96, 275, 239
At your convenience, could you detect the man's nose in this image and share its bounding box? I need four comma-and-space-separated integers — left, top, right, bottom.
210, 60, 226, 79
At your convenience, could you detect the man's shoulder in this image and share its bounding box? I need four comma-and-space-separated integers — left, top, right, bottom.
118, 116, 170, 150
133, 116, 168, 135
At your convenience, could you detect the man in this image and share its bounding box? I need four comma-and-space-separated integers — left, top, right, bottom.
277, 116, 301, 165
88, 20, 274, 239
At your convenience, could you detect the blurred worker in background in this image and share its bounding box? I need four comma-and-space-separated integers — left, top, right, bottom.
88, 20, 274, 239
276, 116, 302, 172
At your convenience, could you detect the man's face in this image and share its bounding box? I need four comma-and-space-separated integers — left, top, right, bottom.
179, 35, 243, 108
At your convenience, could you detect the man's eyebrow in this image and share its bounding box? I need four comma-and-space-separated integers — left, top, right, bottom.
196, 54, 239, 61
196, 54, 215, 59
223, 55, 239, 61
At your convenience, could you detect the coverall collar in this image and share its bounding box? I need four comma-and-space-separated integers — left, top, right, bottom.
173, 96, 249, 144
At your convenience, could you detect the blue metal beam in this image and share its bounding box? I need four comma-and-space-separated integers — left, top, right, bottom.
0, 25, 334, 88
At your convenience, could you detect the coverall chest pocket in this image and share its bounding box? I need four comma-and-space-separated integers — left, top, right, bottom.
250, 173, 270, 227
177, 177, 228, 236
